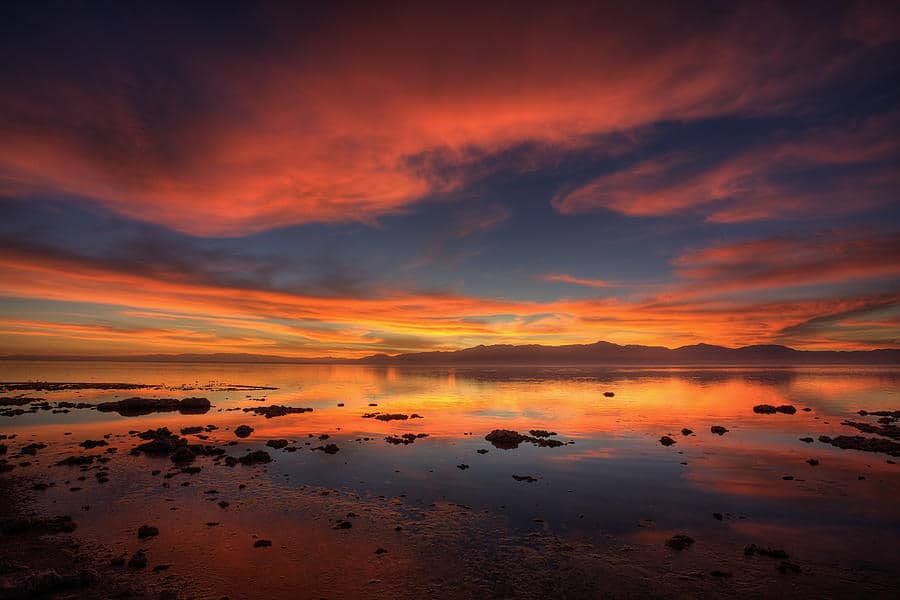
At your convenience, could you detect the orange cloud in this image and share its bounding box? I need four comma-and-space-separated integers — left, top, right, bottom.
1, 238, 897, 356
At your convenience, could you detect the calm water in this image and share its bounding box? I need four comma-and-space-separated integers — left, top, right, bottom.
2, 362, 899, 598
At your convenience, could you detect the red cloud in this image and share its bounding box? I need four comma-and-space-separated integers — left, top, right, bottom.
0, 3, 882, 235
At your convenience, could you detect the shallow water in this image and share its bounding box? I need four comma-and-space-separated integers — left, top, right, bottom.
1, 362, 899, 598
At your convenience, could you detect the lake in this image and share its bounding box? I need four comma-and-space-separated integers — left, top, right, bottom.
1, 362, 898, 598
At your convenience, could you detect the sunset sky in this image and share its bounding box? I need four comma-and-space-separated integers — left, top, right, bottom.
1, 1, 898, 357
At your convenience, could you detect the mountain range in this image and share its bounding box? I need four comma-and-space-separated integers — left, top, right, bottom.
4, 341, 899, 364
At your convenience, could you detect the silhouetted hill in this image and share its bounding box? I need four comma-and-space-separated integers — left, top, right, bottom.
3, 342, 898, 364
358, 341, 900, 365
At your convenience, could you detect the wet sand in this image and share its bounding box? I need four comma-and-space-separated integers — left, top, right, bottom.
1, 363, 899, 598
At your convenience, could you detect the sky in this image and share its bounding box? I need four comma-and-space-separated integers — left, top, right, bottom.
0, 0, 899, 358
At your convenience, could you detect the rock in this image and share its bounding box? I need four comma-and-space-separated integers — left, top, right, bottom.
97, 397, 209, 416
457, 464, 469, 470
237, 450, 271, 465
681, 428, 693, 436
776, 405, 797, 414
753, 404, 777, 414
375, 547, 387, 554
603, 392, 615, 397
20, 443, 47, 456
778, 561, 801, 574
266, 439, 289, 449
334, 520, 352, 529
665, 534, 694, 550
476, 448, 488, 454
55, 455, 96, 466
241, 405, 313, 419
78, 439, 107, 449
385, 433, 428, 445
745, 544, 789, 559
712, 512, 723, 520
710, 570, 732, 578
180, 426, 204, 435
253, 539, 272, 548
659, 436, 677, 446
710, 426, 729, 435
512, 474, 537, 482
529, 430, 557, 438
373, 413, 409, 421
0, 515, 76, 535
170, 447, 196, 463
806, 458, 819, 466
138, 525, 159, 539
128, 550, 148, 569
312, 443, 340, 454
799, 437, 813, 443
234, 425, 254, 438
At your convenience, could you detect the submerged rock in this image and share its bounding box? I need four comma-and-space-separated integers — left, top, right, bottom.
665, 534, 694, 550
137, 525, 159, 539
78, 440, 107, 449
127, 550, 147, 569
237, 450, 272, 465
312, 443, 340, 454
745, 544, 789, 559
97, 397, 210, 416
234, 425, 254, 438
242, 405, 313, 419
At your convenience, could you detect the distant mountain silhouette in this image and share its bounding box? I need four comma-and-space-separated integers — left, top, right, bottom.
3, 342, 898, 364
358, 341, 900, 365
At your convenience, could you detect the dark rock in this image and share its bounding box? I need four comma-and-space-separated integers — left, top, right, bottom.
665, 534, 694, 550
659, 436, 677, 446
138, 525, 159, 539
745, 544, 789, 559
799, 437, 813, 443
753, 404, 777, 414
806, 458, 819, 466
128, 550, 147, 569
170, 447, 196, 463
710, 426, 729, 435
312, 443, 339, 454
476, 448, 488, 454
266, 439, 289, 449
681, 428, 693, 436
253, 539, 272, 548
374, 413, 409, 421
78, 440, 107, 449
529, 430, 557, 438
512, 474, 537, 482
237, 450, 271, 465
778, 561, 801, 574
180, 426, 204, 435
457, 464, 469, 470
234, 425, 254, 438
776, 405, 797, 414
97, 397, 209, 416
0, 515, 76, 535
55, 455, 95, 467
242, 405, 313, 419
603, 392, 615, 397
